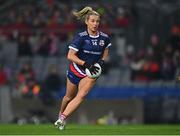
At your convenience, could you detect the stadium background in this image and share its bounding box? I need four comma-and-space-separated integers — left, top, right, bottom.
0, 0, 180, 126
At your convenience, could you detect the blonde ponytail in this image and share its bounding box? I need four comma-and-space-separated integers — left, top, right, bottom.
73, 6, 100, 20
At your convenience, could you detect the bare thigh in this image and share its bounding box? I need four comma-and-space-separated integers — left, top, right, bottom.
77, 77, 97, 98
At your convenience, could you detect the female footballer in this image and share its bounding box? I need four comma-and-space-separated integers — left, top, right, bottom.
54, 6, 111, 130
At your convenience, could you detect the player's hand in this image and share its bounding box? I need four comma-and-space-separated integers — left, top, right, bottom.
83, 62, 100, 75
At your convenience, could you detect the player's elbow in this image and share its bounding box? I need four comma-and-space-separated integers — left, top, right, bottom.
67, 53, 71, 60
67, 53, 73, 61
67, 49, 77, 61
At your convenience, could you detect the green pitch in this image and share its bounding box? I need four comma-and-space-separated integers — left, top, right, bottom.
0, 124, 180, 135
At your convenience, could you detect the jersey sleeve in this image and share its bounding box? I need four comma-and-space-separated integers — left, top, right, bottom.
105, 36, 112, 48
68, 34, 82, 52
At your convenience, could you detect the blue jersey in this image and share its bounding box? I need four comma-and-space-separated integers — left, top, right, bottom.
68, 30, 111, 78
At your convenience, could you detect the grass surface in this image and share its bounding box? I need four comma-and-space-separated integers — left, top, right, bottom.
0, 124, 180, 135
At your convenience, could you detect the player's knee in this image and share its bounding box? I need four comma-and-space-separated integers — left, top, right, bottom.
64, 95, 74, 102
76, 94, 86, 101
87, 77, 97, 83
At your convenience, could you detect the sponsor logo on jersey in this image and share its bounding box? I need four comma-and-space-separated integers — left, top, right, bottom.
83, 50, 101, 55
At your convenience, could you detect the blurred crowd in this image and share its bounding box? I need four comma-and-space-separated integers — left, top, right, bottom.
0, 0, 134, 44
0, 0, 180, 99
126, 26, 180, 82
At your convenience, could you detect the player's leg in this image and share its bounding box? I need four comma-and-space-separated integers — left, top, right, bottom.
62, 77, 96, 117
55, 78, 77, 130
59, 78, 77, 114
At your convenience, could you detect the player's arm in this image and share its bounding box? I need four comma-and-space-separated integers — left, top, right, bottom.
67, 49, 85, 66
101, 35, 111, 61
98, 48, 109, 69
101, 48, 109, 61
